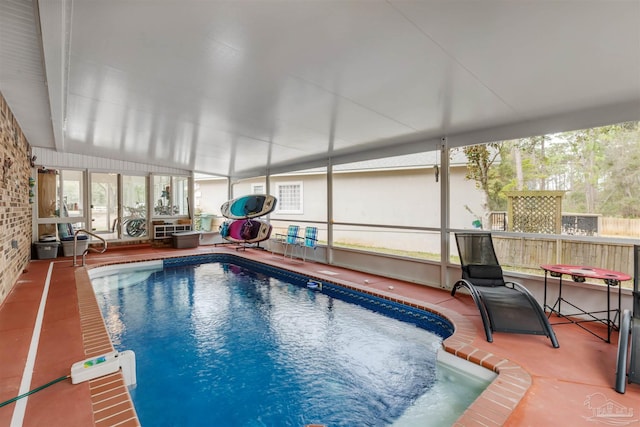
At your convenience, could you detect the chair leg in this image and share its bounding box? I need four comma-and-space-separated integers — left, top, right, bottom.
452, 281, 494, 343
283, 243, 296, 260
511, 282, 560, 348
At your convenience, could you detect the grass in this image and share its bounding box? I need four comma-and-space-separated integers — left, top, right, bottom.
332, 242, 441, 261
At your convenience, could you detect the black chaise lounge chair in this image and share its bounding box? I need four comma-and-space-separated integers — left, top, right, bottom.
451, 232, 559, 348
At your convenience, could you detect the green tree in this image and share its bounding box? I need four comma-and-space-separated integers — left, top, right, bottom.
460, 143, 502, 213
558, 128, 606, 213
550, 123, 639, 215
459, 139, 538, 213
598, 123, 640, 217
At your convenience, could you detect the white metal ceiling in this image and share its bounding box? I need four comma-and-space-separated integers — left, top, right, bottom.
1, 0, 639, 178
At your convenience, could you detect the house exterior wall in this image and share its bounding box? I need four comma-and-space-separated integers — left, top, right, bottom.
0, 92, 33, 305
333, 169, 440, 227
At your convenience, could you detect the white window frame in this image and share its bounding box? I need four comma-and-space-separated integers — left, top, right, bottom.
275, 181, 303, 214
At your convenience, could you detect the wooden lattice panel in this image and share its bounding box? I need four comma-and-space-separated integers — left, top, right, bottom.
505, 191, 565, 234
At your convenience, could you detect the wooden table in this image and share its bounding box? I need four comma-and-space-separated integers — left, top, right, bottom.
541, 264, 631, 343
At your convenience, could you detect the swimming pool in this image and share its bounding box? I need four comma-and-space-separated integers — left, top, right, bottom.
90, 255, 492, 426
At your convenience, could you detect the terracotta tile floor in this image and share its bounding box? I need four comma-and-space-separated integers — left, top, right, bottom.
1, 244, 639, 426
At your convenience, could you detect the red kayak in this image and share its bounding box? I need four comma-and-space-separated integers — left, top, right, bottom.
220, 219, 272, 243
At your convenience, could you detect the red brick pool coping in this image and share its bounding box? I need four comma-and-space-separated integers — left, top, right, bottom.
75, 269, 140, 427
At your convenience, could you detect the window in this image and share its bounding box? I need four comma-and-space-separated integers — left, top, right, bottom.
61, 170, 84, 217
251, 184, 265, 194
152, 175, 190, 217
173, 176, 189, 216
37, 168, 87, 239
122, 174, 148, 239
275, 182, 303, 214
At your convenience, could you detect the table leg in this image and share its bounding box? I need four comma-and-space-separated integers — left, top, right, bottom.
618, 280, 622, 326
545, 272, 564, 318
602, 279, 622, 343
543, 270, 548, 312
607, 279, 611, 343
558, 275, 563, 314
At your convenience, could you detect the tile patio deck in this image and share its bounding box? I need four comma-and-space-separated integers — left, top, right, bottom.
1, 244, 639, 426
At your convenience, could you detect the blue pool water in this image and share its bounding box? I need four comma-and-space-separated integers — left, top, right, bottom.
91, 256, 489, 426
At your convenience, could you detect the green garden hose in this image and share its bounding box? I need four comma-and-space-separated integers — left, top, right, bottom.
0, 374, 70, 408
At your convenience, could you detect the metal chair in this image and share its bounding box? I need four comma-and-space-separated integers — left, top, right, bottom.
298, 226, 318, 261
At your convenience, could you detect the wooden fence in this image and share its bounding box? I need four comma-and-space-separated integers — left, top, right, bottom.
601, 217, 640, 238
493, 235, 637, 279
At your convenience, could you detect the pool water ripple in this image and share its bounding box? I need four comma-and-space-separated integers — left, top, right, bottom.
92, 261, 477, 427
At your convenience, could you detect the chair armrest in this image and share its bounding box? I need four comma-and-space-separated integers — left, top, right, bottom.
302, 236, 318, 248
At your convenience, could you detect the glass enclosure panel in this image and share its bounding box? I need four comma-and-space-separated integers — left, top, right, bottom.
91, 173, 118, 234
122, 175, 148, 238
449, 122, 640, 235
448, 148, 486, 231
333, 153, 440, 228
448, 233, 460, 265
174, 176, 189, 216
194, 174, 228, 230
57, 169, 85, 239
61, 170, 84, 217
36, 168, 86, 239
194, 175, 227, 216
153, 175, 172, 216
152, 175, 189, 217
333, 225, 441, 260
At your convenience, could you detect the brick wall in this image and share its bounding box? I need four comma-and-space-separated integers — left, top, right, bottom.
0, 92, 32, 305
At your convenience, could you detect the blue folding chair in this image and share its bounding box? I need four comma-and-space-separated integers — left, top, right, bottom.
299, 226, 318, 261
282, 225, 301, 259
272, 225, 299, 258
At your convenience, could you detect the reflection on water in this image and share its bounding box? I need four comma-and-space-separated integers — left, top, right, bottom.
93, 262, 487, 427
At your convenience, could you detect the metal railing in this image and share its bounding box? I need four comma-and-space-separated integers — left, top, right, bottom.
73, 229, 107, 267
